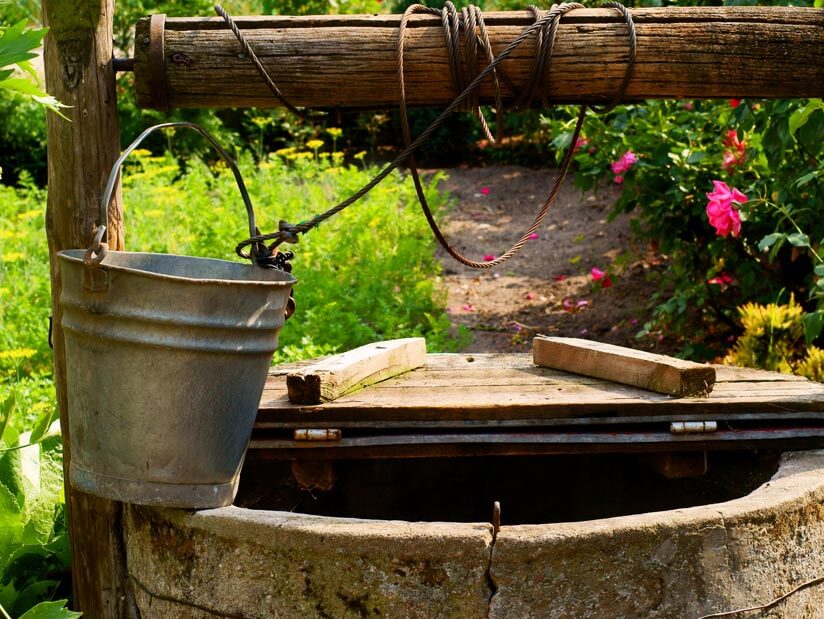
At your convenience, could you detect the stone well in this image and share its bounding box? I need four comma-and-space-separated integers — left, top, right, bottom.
123, 450, 824, 618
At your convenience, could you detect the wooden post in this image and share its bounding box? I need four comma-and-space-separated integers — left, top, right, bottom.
133, 7, 824, 110
43, 1, 130, 616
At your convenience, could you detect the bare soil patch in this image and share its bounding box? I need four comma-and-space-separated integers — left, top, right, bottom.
431, 164, 675, 355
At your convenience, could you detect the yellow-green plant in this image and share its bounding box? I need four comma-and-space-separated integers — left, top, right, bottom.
724, 296, 824, 382
796, 346, 824, 383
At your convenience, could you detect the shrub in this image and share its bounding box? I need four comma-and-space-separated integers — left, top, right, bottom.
723, 297, 824, 382
541, 97, 824, 358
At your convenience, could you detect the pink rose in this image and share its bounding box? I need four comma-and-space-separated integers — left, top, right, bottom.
729, 99, 742, 109
707, 273, 734, 285
574, 137, 590, 151
611, 150, 638, 175
721, 130, 747, 171
706, 180, 747, 238
613, 175, 624, 185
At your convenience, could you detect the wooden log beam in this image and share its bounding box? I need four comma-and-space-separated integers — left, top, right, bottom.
133, 7, 823, 110
43, 1, 130, 616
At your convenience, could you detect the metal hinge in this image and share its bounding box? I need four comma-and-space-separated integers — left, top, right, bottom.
294, 429, 342, 441
670, 421, 718, 434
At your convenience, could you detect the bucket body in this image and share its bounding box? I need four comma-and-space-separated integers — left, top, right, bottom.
58, 250, 296, 508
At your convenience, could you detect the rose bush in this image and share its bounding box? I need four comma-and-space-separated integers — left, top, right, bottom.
541, 96, 824, 358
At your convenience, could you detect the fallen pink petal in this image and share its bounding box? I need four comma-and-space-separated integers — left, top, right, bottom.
553, 274, 567, 281
528, 233, 540, 240
461, 304, 475, 312
526, 292, 534, 300
562, 298, 574, 311
480, 187, 490, 195
576, 299, 590, 308
483, 253, 496, 262
591, 267, 606, 281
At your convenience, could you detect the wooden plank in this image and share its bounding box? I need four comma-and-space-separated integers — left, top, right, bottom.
256, 354, 824, 424
533, 336, 716, 397
287, 338, 427, 404
133, 7, 824, 109
42, 1, 132, 616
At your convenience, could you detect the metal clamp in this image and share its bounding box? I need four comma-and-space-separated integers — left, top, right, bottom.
82, 225, 110, 292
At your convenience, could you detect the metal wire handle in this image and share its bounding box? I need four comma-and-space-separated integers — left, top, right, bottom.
94, 121, 261, 264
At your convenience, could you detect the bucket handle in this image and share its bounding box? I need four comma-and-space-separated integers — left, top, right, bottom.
91, 121, 259, 264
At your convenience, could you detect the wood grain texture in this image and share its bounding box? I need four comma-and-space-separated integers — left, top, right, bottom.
43, 1, 131, 616
287, 338, 426, 403
532, 336, 716, 397
133, 7, 824, 109
257, 353, 824, 425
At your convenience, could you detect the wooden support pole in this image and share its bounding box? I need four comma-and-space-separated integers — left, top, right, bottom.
43, 1, 130, 616
133, 7, 823, 110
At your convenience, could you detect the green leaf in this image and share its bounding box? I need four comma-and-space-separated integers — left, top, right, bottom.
686, 151, 706, 164
0, 20, 46, 70
814, 264, 824, 277
789, 99, 824, 138
28, 407, 56, 447
18, 599, 81, 619
0, 393, 15, 446
0, 78, 44, 96
758, 232, 784, 253
794, 170, 820, 188
786, 232, 810, 248
804, 310, 824, 345
816, 0, 824, 8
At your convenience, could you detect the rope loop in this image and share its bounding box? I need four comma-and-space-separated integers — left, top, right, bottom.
218, 2, 637, 269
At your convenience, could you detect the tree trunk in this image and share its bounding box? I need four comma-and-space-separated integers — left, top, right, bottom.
133, 7, 824, 110
43, 0, 130, 616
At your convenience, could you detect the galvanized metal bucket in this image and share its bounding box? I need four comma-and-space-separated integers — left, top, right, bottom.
58, 123, 296, 508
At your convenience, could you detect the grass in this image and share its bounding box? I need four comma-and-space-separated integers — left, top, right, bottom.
0, 144, 460, 614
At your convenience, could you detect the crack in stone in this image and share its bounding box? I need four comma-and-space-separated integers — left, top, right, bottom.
129, 573, 248, 619
485, 525, 499, 618
715, 509, 734, 603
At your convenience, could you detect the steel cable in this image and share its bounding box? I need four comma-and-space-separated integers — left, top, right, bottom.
216, 3, 637, 268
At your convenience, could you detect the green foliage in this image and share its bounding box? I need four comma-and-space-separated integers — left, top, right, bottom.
0, 390, 70, 619
0, 18, 66, 118
541, 97, 824, 357
0, 139, 459, 616
119, 144, 459, 360
723, 297, 824, 382
0, 92, 47, 186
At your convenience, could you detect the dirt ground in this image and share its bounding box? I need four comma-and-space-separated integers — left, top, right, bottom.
431, 164, 675, 355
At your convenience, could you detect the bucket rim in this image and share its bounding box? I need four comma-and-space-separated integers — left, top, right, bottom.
58, 249, 297, 287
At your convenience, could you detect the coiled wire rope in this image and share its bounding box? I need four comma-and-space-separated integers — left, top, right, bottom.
215, 2, 636, 269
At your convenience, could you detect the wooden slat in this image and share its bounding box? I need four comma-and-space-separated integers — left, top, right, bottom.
533, 336, 716, 397
286, 338, 426, 403
257, 354, 824, 424
133, 7, 824, 109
